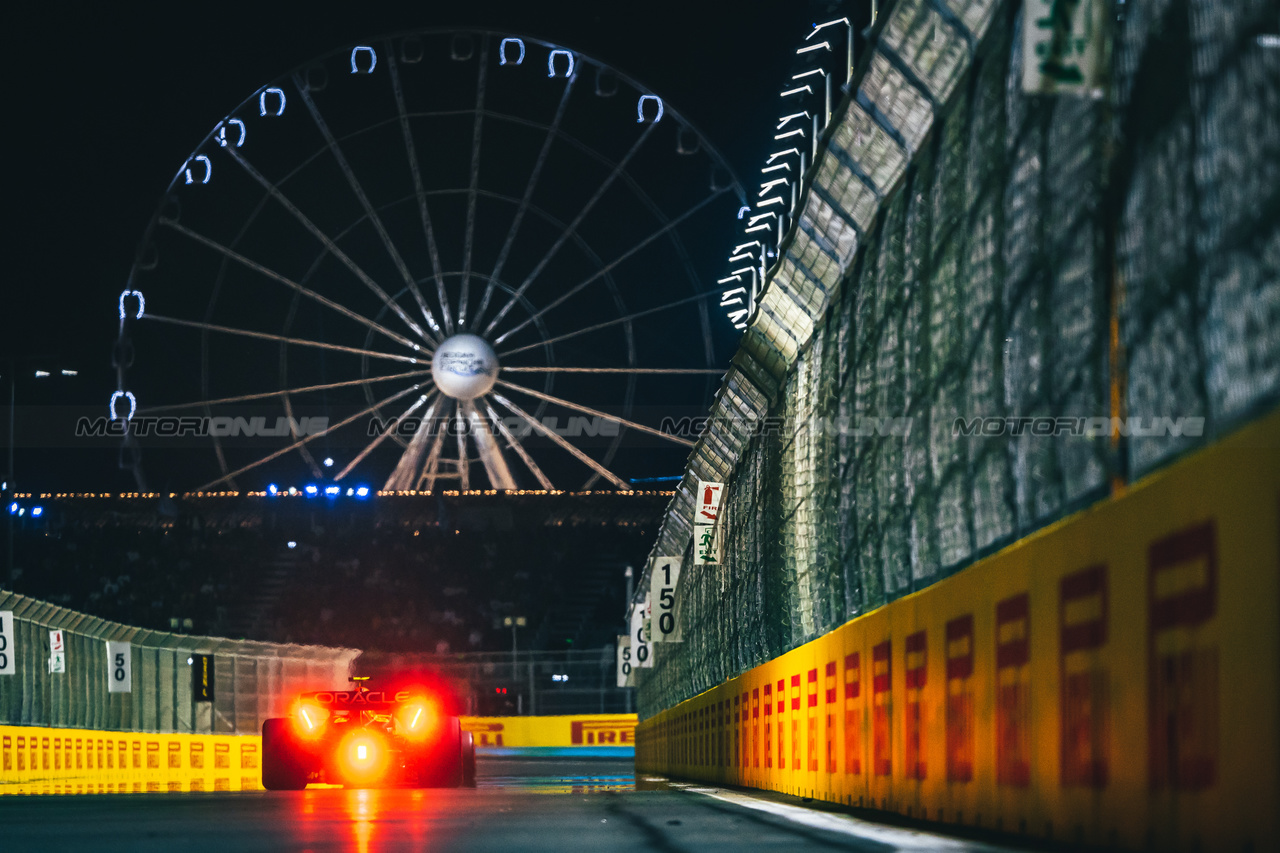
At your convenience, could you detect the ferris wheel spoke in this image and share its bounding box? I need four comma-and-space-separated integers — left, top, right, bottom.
455, 38, 490, 331
453, 405, 471, 491
161, 219, 425, 354
335, 391, 436, 482
225, 147, 434, 345
473, 73, 578, 328
138, 369, 432, 414
502, 367, 723, 374
483, 399, 554, 490
495, 379, 694, 448
497, 290, 722, 359
491, 187, 729, 345
482, 122, 660, 337
383, 397, 435, 492
294, 78, 445, 340
193, 381, 429, 491
143, 314, 425, 365
418, 399, 453, 493
463, 400, 517, 490
387, 48, 453, 335
490, 392, 631, 490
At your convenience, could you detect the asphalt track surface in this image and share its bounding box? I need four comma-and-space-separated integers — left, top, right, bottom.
0, 758, 1032, 852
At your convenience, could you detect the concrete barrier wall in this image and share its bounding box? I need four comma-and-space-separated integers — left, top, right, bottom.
637, 410, 1280, 852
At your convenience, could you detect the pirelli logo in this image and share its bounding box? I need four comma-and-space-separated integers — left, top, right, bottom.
571, 719, 635, 745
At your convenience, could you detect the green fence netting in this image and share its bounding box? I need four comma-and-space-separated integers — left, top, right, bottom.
636, 0, 1280, 718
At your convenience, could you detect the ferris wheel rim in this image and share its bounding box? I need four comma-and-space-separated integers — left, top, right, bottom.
123, 26, 742, 492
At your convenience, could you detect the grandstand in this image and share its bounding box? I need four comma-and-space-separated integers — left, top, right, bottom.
3, 491, 668, 656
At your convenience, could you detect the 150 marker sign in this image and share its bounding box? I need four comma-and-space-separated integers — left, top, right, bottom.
649, 556, 683, 643
629, 600, 652, 669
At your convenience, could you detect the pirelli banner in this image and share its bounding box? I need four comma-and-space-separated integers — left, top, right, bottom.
636, 410, 1280, 853
461, 714, 637, 755
0, 726, 263, 794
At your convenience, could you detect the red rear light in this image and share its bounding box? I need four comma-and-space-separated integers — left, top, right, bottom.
294, 701, 330, 737
337, 730, 389, 784
396, 699, 439, 740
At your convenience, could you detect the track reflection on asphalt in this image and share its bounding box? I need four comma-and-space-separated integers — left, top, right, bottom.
0, 759, 1028, 852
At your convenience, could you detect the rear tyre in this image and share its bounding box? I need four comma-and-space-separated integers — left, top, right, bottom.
415, 718, 465, 788
262, 718, 310, 791
461, 731, 476, 788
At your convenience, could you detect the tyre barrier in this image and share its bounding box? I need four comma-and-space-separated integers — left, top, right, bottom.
0, 725, 263, 794
636, 409, 1280, 852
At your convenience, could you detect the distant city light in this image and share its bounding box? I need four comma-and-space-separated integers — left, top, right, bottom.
324, 485, 340, 496
31, 507, 43, 517
551, 674, 570, 682
7, 502, 17, 515
287, 541, 297, 550
61, 369, 77, 376
323, 457, 334, 467
34, 370, 50, 378
304, 485, 318, 496
267, 484, 279, 496
355, 486, 370, 498
288, 487, 298, 496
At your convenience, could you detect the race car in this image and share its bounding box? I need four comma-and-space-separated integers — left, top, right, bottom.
261, 677, 476, 790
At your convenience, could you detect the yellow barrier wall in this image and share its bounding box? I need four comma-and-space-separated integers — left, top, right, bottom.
637, 410, 1280, 852
460, 714, 636, 748
0, 714, 638, 793
0, 726, 263, 794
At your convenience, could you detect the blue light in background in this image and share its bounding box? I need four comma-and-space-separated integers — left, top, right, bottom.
31, 507, 43, 517
267, 484, 279, 496
355, 486, 370, 498
304, 484, 318, 496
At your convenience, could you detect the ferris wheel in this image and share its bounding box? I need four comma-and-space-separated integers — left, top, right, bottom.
113, 30, 745, 492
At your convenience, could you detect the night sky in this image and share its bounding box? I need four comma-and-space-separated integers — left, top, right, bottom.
4, 0, 840, 492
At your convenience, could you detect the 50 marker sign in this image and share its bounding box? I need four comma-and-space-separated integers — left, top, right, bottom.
0, 611, 14, 676
106, 641, 132, 693
650, 556, 683, 643
616, 635, 633, 688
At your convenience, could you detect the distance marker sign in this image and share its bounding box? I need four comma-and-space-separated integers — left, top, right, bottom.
649, 556, 683, 642
0, 611, 14, 676
616, 635, 632, 688
106, 641, 132, 693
